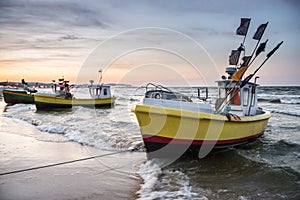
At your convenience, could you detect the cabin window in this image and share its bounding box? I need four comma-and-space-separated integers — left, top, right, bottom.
243, 88, 249, 106
103, 88, 108, 96
219, 88, 226, 98
251, 96, 255, 106
251, 89, 256, 106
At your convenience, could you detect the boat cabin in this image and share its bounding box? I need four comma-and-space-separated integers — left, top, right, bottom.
215, 80, 259, 116
88, 82, 112, 99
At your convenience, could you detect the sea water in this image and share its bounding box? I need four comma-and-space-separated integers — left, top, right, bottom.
1, 86, 299, 199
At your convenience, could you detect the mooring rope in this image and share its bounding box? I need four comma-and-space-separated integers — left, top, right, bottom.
0, 150, 127, 176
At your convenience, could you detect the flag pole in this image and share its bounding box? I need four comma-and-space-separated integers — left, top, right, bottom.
217, 41, 283, 114
240, 41, 283, 88
242, 32, 247, 47
248, 41, 260, 66
98, 68, 103, 84
217, 19, 251, 113
248, 22, 269, 66
235, 18, 251, 66
247, 76, 259, 116
240, 35, 247, 60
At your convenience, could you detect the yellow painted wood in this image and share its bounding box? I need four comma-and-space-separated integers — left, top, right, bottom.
34, 94, 115, 106
132, 104, 270, 141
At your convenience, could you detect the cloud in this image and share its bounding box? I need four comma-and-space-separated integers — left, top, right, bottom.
0, 0, 110, 31
60, 34, 84, 40
0, 0, 299, 85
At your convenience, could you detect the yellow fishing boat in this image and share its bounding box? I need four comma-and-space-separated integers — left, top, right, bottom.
34, 78, 115, 110
132, 19, 282, 158
34, 91, 115, 110
132, 81, 271, 157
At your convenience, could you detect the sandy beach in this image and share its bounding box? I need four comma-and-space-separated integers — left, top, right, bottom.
0, 114, 146, 200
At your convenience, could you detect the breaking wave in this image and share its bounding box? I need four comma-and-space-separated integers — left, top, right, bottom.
137, 160, 202, 200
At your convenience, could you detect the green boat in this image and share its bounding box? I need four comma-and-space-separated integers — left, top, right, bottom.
2, 79, 37, 105
3, 89, 34, 105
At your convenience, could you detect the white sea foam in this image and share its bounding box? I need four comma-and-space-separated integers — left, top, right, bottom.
136, 160, 203, 200
238, 196, 249, 200
136, 160, 162, 199
2, 88, 143, 151
37, 124, 66, 134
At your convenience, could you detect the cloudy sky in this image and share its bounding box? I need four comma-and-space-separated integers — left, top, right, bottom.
0, 0, 299, 85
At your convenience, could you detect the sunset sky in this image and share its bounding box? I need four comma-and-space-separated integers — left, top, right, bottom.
1, 0, 299, 86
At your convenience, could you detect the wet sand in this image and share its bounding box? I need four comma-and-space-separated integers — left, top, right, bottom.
0, 116, 146, 200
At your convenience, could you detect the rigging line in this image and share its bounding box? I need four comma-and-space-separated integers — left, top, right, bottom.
216, 88, 241, 114
0, 150, 127, 176
215, 81, 241, 113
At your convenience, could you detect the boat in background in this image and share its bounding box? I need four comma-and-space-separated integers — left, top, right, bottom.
34, 72, 115, 110
132, 19, 283, 158
3, 79, 37, 105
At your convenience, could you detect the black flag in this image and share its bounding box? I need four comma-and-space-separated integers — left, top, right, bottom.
267, 41, 283, 58
229, 44, 245, 65
236, 18, 251, 36
241, 56, 252, 67
229, 50, 241, 65
255, 39, 268, 57
253, 22, 268, 40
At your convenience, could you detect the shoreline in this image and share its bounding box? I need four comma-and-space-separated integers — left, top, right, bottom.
0, 113, 146, 200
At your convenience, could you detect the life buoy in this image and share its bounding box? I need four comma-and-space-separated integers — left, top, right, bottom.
154, 93, 161, 99
151, 92, 161, 99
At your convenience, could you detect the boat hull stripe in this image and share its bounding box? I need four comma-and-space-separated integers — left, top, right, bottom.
142, 132, 263, 145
